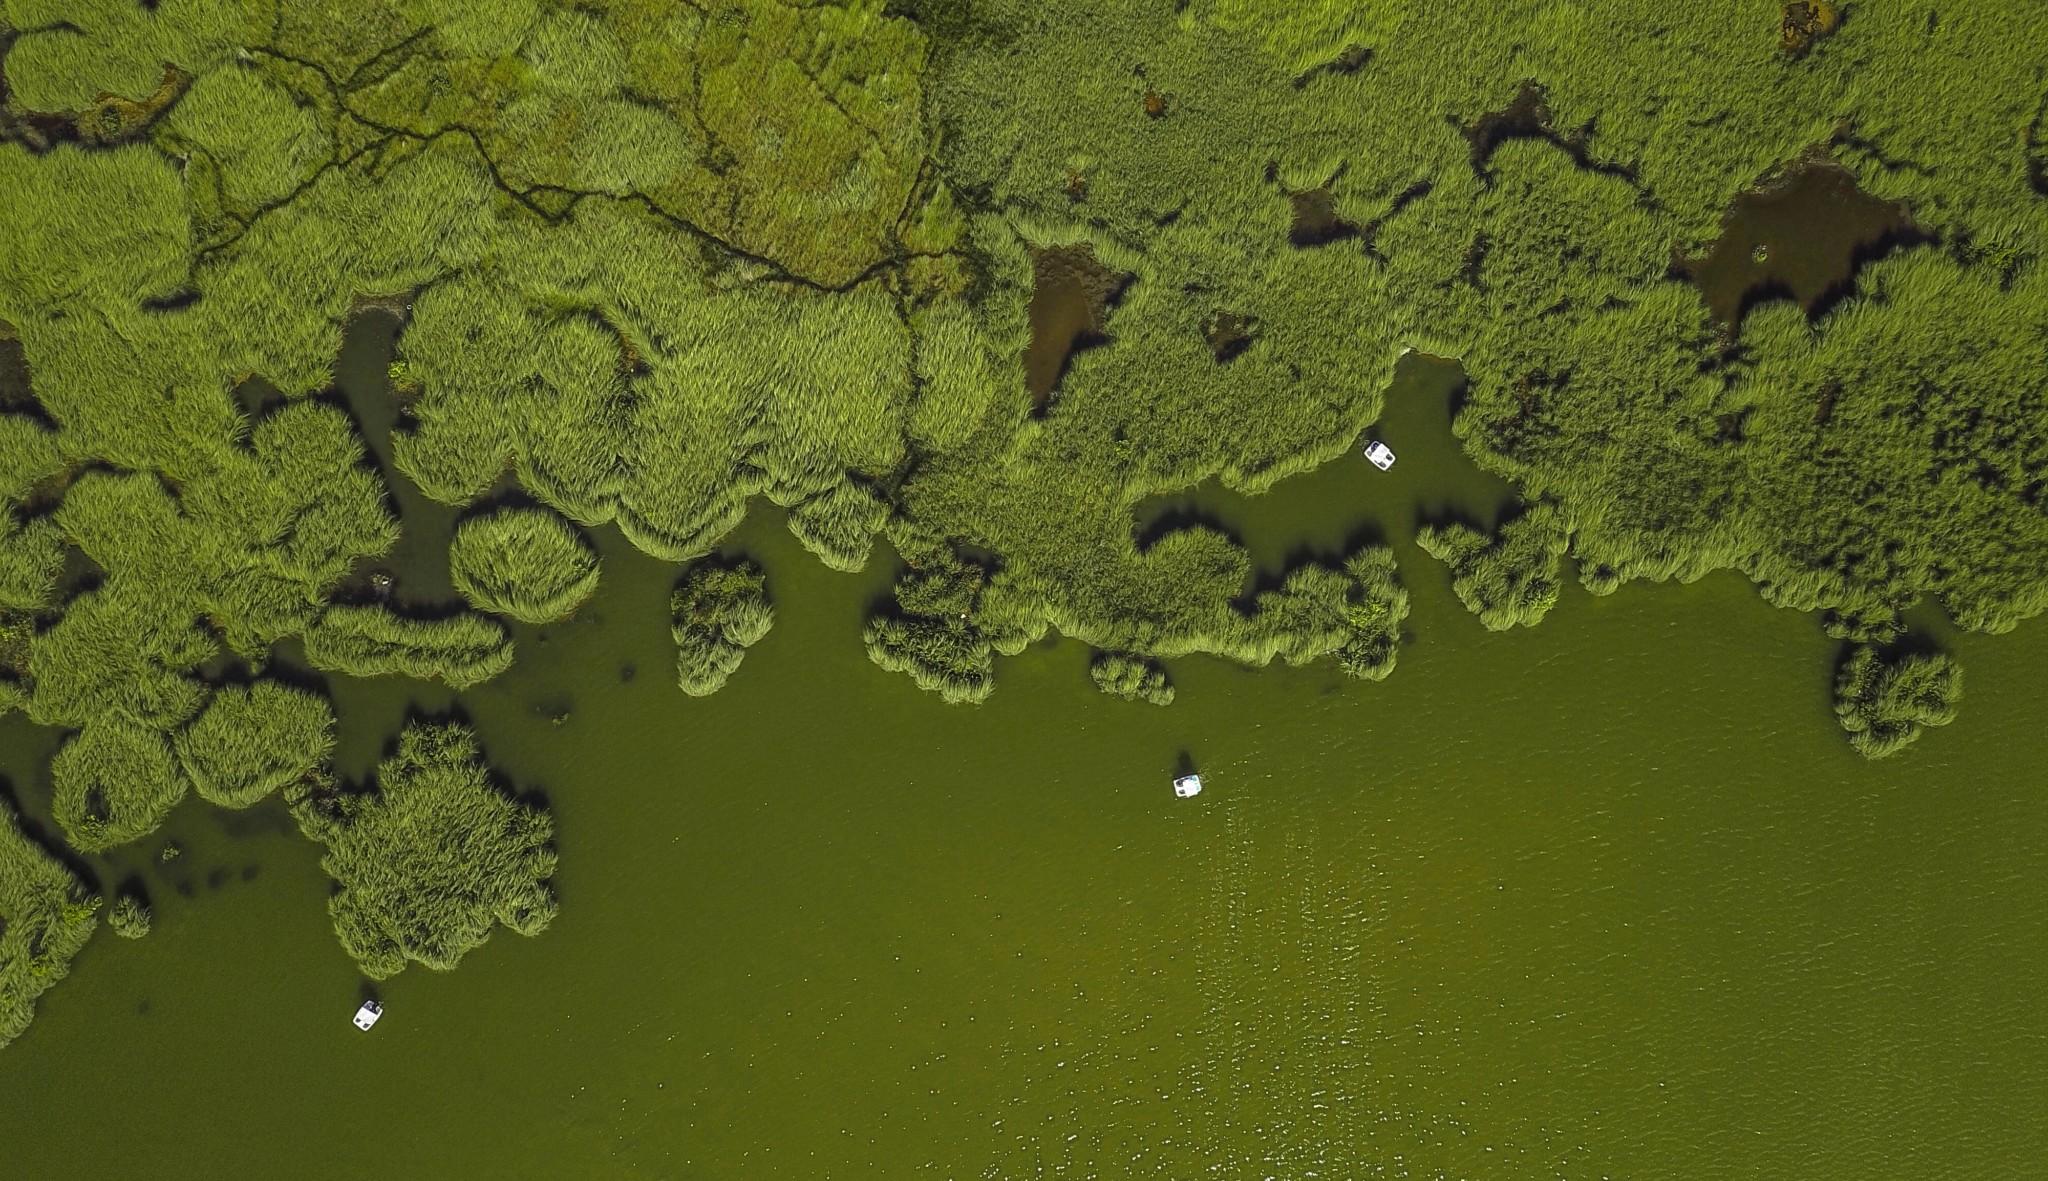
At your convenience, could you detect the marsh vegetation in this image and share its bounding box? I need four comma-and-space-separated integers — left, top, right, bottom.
0, 0, 2042, 1044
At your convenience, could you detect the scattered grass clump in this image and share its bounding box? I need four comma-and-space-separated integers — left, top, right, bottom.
289, 722, 556, 979
448, 507, 602, 624
1418, 503, 1569, 632
107, 892, 152, 940
0, 796, 99, 1048
302, 605, 514, 689
1090, 652, 1174, 705
175, 681, 336, 808
50, 716, 191, 853
1834, 646, 1962, 759
671, 557, 773, 696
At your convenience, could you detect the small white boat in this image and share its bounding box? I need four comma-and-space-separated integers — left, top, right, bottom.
1362, 440, 1396, 471
1172, 773, 1203, 798
353, 1000, 383, 1031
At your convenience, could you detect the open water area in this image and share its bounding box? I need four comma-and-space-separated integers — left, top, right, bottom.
0, 333, 2043, 1178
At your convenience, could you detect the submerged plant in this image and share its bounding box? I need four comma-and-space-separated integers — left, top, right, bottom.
448, 506, 602, 624
1834, 646, 1962, 759
670, 557, 773, 696
290, 722, 556, 979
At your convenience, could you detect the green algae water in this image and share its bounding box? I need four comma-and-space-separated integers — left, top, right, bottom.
2, 347, 2046, 1178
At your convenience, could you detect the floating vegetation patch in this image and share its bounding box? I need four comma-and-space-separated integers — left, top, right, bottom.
291, 722, 556, 979
301, 605, 514, 689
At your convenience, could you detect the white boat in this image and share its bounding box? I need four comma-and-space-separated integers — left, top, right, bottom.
1172, 773, 1203, 798
1362, 440, 1396, 470
353, 1000, 383, 1031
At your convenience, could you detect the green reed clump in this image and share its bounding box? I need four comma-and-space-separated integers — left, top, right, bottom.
107, 892, 153, 940
448, 506, 602, 624
50, 715, 192, 853
1418, 502, 1569, 631
671, 557, 773, 696
1334, 546, 1409, 681
786, 478, 892, 573
1090, 652, 1174, 705
0, 795, 99, 1048
175, 681, 335, 808
289, 722, 556, 979
862, 535, 1047, 703
0, 514, 64, 611
1834, 646, 1962, 759
301, 605, 514, 689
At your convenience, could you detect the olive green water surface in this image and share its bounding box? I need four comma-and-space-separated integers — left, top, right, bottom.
0, 348, 2044, 1179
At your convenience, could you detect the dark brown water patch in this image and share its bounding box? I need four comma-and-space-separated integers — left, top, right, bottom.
1458, 81, 1639, 188
1781, 1, 1840, 57
1288, 187, 1360, 247
2027, 93, 2048, 197
1678, 158, 1926, 332
0, 335, 32, 411
1293, 44, 1370, 88
1202, 311, 1258, 364
1022, 244, 1130, 405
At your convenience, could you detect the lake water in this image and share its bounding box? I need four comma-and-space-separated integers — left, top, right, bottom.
1, 331, 2044, 1178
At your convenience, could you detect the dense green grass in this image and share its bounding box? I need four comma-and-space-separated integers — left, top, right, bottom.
301, 605, 514, 689
49, 716, 190, 853
671, 557, 772, 696
0, 794, 97, 1048
448, 506, 602, 624
288, 722, 556, 979
175, 681, 335, 808
1834, 646, 1961, 759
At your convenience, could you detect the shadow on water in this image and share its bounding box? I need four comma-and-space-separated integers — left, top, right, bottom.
1022, 244, 1131, 409
1677, 156, 1930, 332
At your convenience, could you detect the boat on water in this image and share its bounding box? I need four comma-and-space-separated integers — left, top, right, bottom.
1362, 439, 1396, 470
1172, 773, 1203, 798
353, 1000, 383, 1031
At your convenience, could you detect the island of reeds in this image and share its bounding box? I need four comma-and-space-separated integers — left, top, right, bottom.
2, 1, 2044, 1043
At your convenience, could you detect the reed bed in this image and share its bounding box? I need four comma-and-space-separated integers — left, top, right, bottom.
0, 796, 98, 1048
1090, 652, 1174, 706
1834, 646, 1962, 759
301, 605, 515, 689
671, 557, 773, 696
175, 681, 336, 809
448, 507, 602, 624
289, 722, 556, 979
